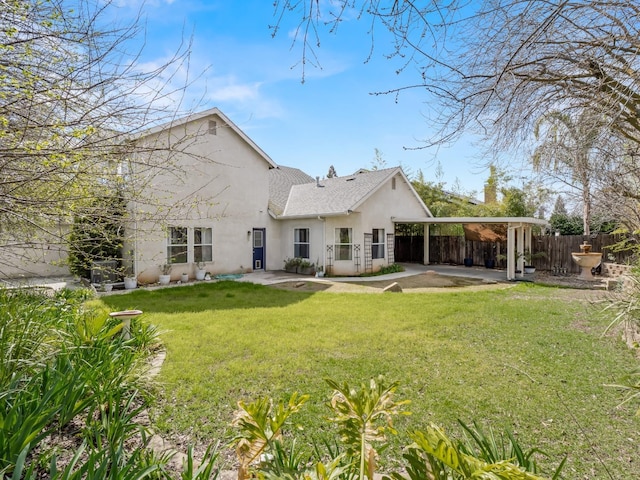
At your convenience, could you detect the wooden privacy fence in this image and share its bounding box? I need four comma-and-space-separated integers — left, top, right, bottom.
395, 234, 633, 273
531, 234, 630, 273
427, 236, 508, 268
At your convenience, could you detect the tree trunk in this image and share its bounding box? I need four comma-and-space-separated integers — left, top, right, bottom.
582, 186, 591, 236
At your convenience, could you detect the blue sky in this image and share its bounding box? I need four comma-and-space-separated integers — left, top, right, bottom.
114, 0, 502, 197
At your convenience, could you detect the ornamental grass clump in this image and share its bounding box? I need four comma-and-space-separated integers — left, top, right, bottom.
231, 377, 563, 480
0, 287, 208, 478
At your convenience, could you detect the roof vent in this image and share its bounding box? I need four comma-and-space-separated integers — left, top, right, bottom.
316, 176, 323, 187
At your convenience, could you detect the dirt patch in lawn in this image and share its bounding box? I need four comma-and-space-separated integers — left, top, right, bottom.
267, 270, 611, 298
268, 272, 505, 293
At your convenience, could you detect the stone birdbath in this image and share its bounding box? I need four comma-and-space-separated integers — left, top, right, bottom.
570, 241, 602, 281
109, 309, 143, 340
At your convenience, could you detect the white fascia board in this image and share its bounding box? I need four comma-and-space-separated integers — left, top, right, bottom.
274, 211, 353, 220
392, 216, 549, 225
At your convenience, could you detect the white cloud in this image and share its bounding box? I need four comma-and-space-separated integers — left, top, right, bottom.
202, 75, 287, 121
207, 78, 260, 102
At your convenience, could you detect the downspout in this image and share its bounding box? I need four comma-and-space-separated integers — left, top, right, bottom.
318, 216, 326, 271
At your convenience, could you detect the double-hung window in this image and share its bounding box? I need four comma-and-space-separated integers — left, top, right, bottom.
294, 228, 310, 258
335, 228, 352, 261
167, 226, 212, 264
372, 229, 385, 259
194, 227, 213, 262
168, 227, 188, 264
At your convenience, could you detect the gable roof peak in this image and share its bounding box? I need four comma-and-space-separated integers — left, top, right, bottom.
279, 165, 430, 218
132, 107, 277, 169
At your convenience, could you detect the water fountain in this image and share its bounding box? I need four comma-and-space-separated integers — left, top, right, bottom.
571, 241, 602, 281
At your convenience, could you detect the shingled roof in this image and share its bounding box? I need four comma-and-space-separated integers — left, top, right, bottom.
279, 167, 407, 218
268, 166, 315, 215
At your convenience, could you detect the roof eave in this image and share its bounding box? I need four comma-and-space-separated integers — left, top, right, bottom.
392, 216, 549, 225
276, 211, 355, 220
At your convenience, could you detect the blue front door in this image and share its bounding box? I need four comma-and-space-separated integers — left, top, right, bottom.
252, 228, 265, 270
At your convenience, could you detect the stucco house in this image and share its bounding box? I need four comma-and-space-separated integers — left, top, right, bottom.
127, 107, 433, 283
270, 167, 432, 276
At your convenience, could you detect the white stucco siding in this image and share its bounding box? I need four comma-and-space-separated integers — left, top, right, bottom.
361, 173, 430, 220
264, 218, 282, 271
276, 218, 325, 270
132, 114, 274, 282
1, 239, 70, 279
331, 173, 429, 274
322, 214, 363, 275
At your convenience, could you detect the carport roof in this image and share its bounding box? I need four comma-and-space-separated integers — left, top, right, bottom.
392, 216, 548, 225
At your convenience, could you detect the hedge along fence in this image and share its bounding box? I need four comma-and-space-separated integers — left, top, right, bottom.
396, 234, 634, 273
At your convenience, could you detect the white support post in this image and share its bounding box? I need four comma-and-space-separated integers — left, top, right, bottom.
507, 225, 516, 280
424, 224, 430, 265
516, 224, 524, 278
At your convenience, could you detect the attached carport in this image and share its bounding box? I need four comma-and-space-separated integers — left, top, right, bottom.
392, 216, 549, 281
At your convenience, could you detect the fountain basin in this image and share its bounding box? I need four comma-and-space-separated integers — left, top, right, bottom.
571, 252, 602, 280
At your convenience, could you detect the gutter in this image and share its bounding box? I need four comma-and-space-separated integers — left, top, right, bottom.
272, 210, 355, 220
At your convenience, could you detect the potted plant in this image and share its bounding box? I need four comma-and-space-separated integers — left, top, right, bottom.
159, 263, 171, 285
195, 261, 207, 280
297, 259, 314, 275
123, 266, 137, 290
283, 257, 300, 273
181, 272, 189, 283
315, 265, 324, 278
484, 246, 497, 269
522, 249, 546, 274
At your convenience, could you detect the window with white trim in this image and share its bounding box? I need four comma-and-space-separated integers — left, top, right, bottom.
168, 227, 188, 264
335, 228, 352, 261
372, 228, 385, 259
294, 228, 310, 258
167, 226, 213, 264
194, 227, 213, 262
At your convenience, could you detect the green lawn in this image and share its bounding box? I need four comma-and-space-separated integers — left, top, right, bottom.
102, 281, 639, 478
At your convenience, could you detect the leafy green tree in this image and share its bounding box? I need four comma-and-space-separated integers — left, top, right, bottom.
549, 214, 583, 236
500, 187, 536, 218
411, 171, 454, 217
552, 196, 567, 217
67, 191, 127, 279
411, 167, 544, 227
550, 213, 618, 236
409, 170, 466, 235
